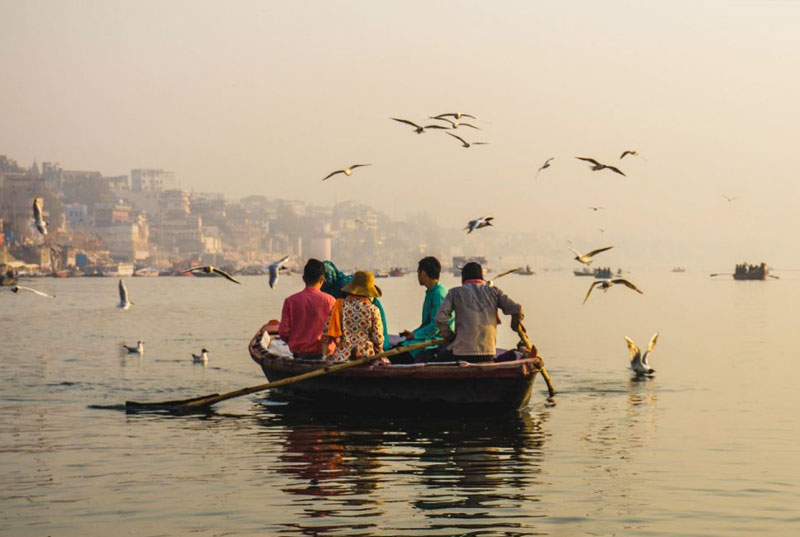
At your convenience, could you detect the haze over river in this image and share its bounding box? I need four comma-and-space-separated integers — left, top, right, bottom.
2, 272, 799, 536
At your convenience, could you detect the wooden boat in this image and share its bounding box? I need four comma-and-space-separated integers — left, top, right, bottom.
573, 267, 613, 278
248, 325, 542, 411
388, 267, 406, 277
734, 262, 768, 280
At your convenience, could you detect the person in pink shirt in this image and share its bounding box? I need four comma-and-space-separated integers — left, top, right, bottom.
279, 259, 336, 360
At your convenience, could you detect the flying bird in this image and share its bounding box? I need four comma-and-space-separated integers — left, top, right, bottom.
122, 341, 144, 354
583, 278, 644, 304
433, 113, 476, 120
268, 255, 290, 289
575, 157, 626, 176
390, 117, 448, 134
722, 195, 738, 202
430, 116, 480, 130
322, 164, 371, 181
446, 132, 489, 148
569, 246, 614, 266
465, 216, 494, 234
117, 279, 133, 309
488, 267, 521, 287
32, 198, 47, 236
9, 285, 55, 298
588, 206, 605, 212
192, 348, 209, 364
619, 150, 639, 159
626, 333, 659, 376
184, 265, 241, 284
536, 158, 554, 177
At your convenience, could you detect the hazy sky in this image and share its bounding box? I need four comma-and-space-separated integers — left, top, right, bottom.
2, 1, 799, 268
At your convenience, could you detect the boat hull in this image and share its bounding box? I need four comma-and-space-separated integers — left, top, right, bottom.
249, 327, 540, 411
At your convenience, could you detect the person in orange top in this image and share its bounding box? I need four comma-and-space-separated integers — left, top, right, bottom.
322, 270, 385, 363
279, 259, 335, 360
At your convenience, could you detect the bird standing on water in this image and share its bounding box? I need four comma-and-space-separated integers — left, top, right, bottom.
569, 246, 613, 266
583, 278, 643, 304
117, 279, 133, 309
322, 164, 371, 181
192, 348, 209, 364
465, 216, 494, 234
576, 157, 626, 176
268, 255, 290, 289
184, 265, 241, 284
122, 341, 144, 354
626, 333, 659, 376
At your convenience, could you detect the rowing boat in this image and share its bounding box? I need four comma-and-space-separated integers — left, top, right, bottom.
248, 324, 542, 411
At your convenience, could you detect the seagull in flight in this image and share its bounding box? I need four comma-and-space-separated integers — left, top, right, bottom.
722, 195, 738, 202
32, 197, 47, 236
433, 113, 476, 120
588, 206, 605, 212
117, 279, 133, 309
569, 246, 613, 266
8, 285, 55, 298
268, 255, 290, 289
487, 267, 521, 287
626, 333, 659, 376
575, 157, 626, 176
390, 117, 448, 134
192, 348, 209, 364
536, 158, 554, 177
446, 132, 489, 148
184, 265, 241, 284
583, 278, 643, 304
619, 150, 639, 159
465, 216, 494, 234
322, 164, 371, 181
429, 116, 480, 130
122, 341, 144, 354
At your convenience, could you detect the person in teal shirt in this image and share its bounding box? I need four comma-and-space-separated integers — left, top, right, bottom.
397, 256, 453, 363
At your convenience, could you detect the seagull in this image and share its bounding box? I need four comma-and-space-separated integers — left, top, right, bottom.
390, 117, 448, 134
722, 195, 738, 202
446, 132, 489, 148
433, 113, 476, 120
322, 164, 371, 181
569, 246, 614, 266
465, 216, 494, 234
9, 285, 55, 298
575, 157, 626, 176
117, 279, 133, 309
619, 150, 639, 159
588, 206, 605, 212
192, 348, 209, 364
625, 333, 659, 376
122, 341, 144, 354
268, 255, 290, 289
583, 278, 643, 304
184, 265, 241, 284
429, 116, 480, 130
32, 197, 47, 236
488, 267, 521, 287
536, 158, 554, 177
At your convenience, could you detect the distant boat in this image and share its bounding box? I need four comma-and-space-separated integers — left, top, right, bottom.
134, 267, 160, 277
102, 263, 134, 277
671, 267, 686, 273
388, 267, 406, 277
734, 262, 769, 281
517, 265, 535, 276
374, 270, 389, 279
573, 267, 614, 279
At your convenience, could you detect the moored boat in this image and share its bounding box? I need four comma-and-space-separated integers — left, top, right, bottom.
248, 324, 542, 411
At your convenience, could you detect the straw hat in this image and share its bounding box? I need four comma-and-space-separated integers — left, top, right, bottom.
341, 270, 382, 298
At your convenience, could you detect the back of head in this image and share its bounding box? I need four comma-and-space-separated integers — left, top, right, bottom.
417, 256, 441, 280
461, 262, 483, 282
303, 259, 325, 285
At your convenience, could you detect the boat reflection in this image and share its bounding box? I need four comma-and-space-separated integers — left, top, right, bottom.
256, 405, 549, 536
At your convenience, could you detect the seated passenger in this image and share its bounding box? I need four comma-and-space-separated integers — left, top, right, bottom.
435, 262, 523, 363
323, 270, 385, 363
279, 259, 335, 360
395, 256, 453, 364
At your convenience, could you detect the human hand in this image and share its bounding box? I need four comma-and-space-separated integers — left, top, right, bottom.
399, 330, 413, 339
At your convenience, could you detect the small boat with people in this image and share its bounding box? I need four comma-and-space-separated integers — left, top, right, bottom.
573, 267, 616, 278
734, 262, 769, 281
248, 323, 543, 411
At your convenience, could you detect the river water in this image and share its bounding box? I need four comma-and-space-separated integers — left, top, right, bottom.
1, 272, 799, 536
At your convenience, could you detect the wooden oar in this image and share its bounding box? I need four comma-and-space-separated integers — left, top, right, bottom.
125, 338, 445, 412
515, 322, 556, 398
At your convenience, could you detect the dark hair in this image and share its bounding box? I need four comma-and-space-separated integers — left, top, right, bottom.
303, 259, 325, 285
461, 261, 483, 281
417, 256, 441, 280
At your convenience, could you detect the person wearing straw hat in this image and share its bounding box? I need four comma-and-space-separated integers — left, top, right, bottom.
322, 270, 386, 363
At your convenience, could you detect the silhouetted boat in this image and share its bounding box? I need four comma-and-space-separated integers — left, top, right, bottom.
734, 262, 769, 280
573, 267, 614, 278
249, 325, 541, 411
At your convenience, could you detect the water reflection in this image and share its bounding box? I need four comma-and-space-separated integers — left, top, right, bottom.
256, 406, 549, 537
